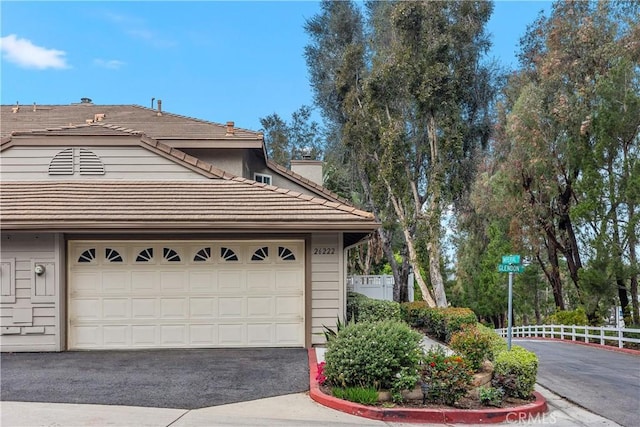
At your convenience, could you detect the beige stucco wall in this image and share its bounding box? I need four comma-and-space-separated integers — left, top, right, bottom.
0, 233, 64, 351
0, 146, 208, 181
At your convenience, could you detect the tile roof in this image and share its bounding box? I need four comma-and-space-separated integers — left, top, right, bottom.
0, 181, 377, 231
1, 103, 260, 140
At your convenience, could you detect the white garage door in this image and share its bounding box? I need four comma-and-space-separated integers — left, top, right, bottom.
68, 240, 304, 349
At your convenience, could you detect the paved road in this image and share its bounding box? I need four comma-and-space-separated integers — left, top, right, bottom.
515, 340, 640, 427
0, 348, 309, 409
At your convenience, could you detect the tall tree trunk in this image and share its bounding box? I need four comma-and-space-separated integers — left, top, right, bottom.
426, 112, 448, 307
629, 205, 639, 325
537, 246, 565, 310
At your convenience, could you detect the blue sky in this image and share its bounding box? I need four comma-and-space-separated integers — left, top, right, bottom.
1, 1, 551, 132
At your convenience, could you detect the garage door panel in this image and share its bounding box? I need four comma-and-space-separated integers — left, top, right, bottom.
103, 325, 129, 346
276, 296, 303, 317
160, 271, 187, 292
73, 272, 101, 294
103, 298, 130, 319
218, 324, 245, 345
132, 298, 158, 318
74, 325, 102, 347
219, 297, 244, 317
247, 297, 273, 317
160, 298, 188, 319
247, 270, 275, 291
275, 271, 302, 290
189, 324, 217, 345
247, 324, 273, 345
190, 297, 217, 318
189, 271, 217, 292
72, 298, 102, 320
131, 271, 157, 292
160, 325, 187, 345
69, 240, 304, 349
276, 323, 304, 346
102, 271, 130, 293
218, 271, 244, 292
132, 325, 156, 346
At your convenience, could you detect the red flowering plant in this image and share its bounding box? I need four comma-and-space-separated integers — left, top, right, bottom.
421, 346, 473, 406
316, 361, 327, 385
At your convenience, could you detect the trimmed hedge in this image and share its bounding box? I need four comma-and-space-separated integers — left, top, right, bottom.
346, 292, 402, 323
401, 303, 478, 343
449, 324, 493, 372
323, 320, 423, 390
492, 345, 539, 399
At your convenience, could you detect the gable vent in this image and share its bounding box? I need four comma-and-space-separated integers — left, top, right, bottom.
48, 148, 106, 176
48, 148, 74, 175
79, 148, 105, 175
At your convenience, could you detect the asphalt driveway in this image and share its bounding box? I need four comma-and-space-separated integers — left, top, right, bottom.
0, 348, 309, 409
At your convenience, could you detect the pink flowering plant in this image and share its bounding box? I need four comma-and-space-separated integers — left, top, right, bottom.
316, 361, 327, 385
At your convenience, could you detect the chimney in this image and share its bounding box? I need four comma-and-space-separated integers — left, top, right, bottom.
33, 102, 37, 112
12, 102, 19, 113
290, 158, 324, 185
157, 99, 162, 116
226, 121, 235, 136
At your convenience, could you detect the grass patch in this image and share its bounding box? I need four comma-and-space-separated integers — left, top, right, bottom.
331, 386, 379, 405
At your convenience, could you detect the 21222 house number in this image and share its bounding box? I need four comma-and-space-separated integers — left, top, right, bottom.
314, 247, 336, 255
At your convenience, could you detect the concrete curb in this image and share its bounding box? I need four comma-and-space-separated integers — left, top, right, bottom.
308, 349, 548, 424
514, 337, 640, 356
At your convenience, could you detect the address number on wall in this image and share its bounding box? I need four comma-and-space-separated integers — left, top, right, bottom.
314, 247, 336, 255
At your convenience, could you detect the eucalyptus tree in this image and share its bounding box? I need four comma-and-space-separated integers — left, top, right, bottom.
260, 105, 324, 168
304, 0, 495, 306
499, 1, 639, 320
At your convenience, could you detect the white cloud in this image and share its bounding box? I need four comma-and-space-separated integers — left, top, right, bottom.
0, 34, 70, 69
93, 58, 125, 69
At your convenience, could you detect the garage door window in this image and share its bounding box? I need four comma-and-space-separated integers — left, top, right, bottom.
78, 248, 96, 263
105, 248, 123, 263
251, 246, 269, 261
220, 247, 239, 262
193, 247, 211, 262
163, 247, 181, 262
135, 248, 154, 262
278, 246, 296, 261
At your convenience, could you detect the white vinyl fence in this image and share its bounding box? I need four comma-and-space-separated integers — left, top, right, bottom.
347, 275, 414, 302
496, 324, 640, 349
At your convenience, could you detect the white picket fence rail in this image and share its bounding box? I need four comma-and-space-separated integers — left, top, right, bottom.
347, 275, 396, 301
495, 324, 640, 349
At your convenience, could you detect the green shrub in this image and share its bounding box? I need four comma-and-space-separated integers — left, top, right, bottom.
358, 298, 402, 323
323, 320, 423, 390
421, 346, 473, 406
477, 323, 508, 360
346, 292, 369, 322
421, 307, 478, 342
478, 386, 504, 407
492, 346, 538, 399
331, 386, 379, 405
400, 301, 430, 327
545, 307, 588, 326
346, 292, 401, 323
449, 324, 493, 372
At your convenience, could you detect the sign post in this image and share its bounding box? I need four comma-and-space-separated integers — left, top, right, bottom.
498, 254, 523, 350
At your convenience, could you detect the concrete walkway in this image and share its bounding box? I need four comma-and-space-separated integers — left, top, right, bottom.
1, 385, 620, 427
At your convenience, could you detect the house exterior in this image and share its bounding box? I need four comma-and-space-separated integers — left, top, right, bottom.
0, 100, 378, 352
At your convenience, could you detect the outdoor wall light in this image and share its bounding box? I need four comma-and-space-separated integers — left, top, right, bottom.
34, 264, 46, 276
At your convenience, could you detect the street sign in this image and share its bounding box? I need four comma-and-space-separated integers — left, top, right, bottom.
501, 254, 521, 265
498, 264, 524, 273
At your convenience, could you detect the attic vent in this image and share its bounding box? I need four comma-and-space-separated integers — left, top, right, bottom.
48, 148, 105, 176
79, 148, 105, 175
48, 148, 74, 175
